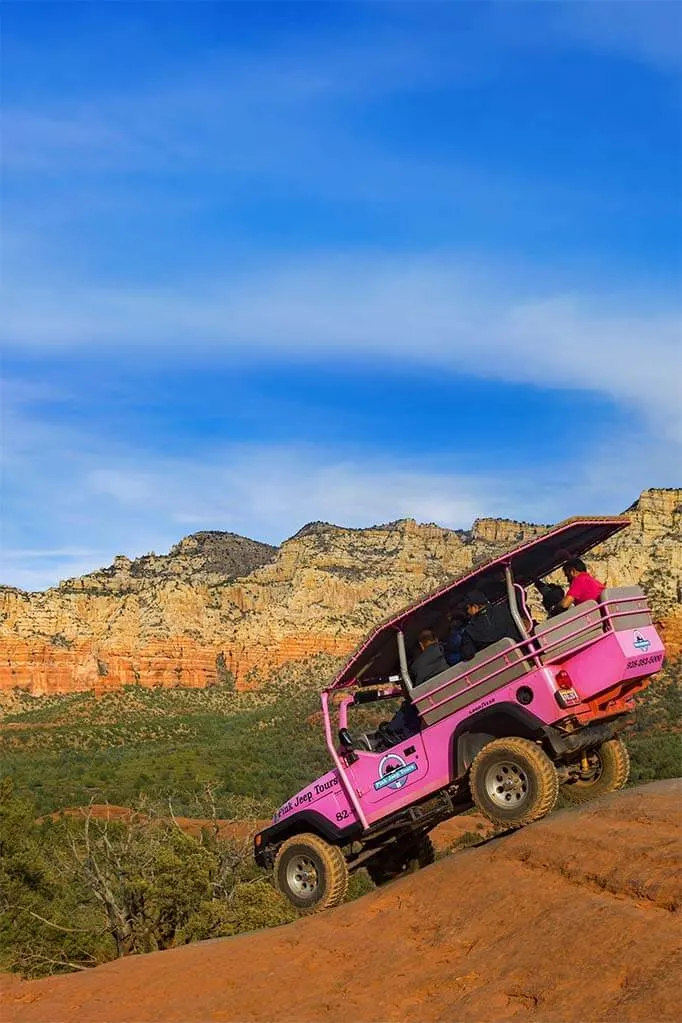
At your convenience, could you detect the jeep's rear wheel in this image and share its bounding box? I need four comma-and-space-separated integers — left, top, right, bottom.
367, 834, 435, 887
274, 833, 348, 913
560, 738, 630, 804
469, 736, 559, 827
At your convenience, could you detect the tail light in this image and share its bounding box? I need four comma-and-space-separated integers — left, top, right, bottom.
554, 669, 581, 708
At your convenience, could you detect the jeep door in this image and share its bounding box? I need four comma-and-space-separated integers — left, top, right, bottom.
344, 734, 431, 821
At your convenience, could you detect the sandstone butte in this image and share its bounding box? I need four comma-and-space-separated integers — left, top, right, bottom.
0, 488, 680, 697
3, 780, 680, 1023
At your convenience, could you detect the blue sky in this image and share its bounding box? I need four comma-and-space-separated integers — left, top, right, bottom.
1, 0, 680, 590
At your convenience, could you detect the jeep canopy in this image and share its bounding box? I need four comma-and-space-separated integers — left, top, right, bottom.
329, 516, 629, 689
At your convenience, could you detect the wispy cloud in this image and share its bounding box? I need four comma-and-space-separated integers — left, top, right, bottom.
1, 30, 454, 176
2, 2, 679, 593
7, 7, 675, 199
2, 380, 678, 592
0, 392, 492, 588
551, 1, 682, 72
3, 253, 681, 441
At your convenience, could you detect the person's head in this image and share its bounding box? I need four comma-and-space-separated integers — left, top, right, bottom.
464, 589, 489, 617
447, 607, 467, 627
418, 628, 437, 651
563, 557, 587, 581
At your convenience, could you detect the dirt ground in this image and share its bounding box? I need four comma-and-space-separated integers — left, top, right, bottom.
4, 779, 681, 1023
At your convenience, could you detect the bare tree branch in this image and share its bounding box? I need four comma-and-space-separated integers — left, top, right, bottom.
24, 910, 100, 935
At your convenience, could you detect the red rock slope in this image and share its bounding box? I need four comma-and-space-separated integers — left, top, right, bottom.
3, 780, 680, 1023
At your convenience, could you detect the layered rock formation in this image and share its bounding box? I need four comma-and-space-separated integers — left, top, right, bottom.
1, 488, 679, 696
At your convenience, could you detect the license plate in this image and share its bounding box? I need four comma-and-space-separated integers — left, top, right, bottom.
558, 687, 580, 707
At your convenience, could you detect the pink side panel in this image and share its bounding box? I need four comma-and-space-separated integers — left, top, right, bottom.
272, 768, 356, 827
345, 665, 561, 825
561, 626, 664, 698
274, 625, 664, 832
344, 625, 664, 827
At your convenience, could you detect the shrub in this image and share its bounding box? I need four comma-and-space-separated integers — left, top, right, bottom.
0, 783, 295, 978
626, 733, 682, 785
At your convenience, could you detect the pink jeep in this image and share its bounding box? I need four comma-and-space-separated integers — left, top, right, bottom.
254, 516, 665, 912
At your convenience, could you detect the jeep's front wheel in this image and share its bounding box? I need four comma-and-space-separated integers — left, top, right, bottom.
560, 738, 630, 804
469, 736, 559, 828
274, 833, 348, 913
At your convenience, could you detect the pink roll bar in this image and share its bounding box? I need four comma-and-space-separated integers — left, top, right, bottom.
321, 690, 369, 831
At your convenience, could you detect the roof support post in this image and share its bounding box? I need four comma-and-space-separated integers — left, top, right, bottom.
504, 564, 530, 641
397, 629, 413, 692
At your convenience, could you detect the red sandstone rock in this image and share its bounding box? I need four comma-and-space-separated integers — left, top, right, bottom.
1, 488, 679, 695
4, 781, 680, 1023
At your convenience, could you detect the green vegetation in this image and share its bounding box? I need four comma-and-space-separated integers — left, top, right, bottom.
0, 778, 297, 978
2, 659, 678, 817
1, 683, 331, 818
0, 655, 395, 818
624, 658, 682, 784
0, 655, 678, 979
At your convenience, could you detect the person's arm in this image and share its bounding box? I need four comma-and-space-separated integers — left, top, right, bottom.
559, 576, 582, 610
444, 628, 462, 663
409, 649, 423, 686
459, 630, 476, 662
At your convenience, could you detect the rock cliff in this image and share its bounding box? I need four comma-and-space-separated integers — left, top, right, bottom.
1, 488, 679, 695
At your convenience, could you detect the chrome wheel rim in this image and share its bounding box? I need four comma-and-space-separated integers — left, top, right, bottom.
485, 760, 529, 808
286, 855, 319, 898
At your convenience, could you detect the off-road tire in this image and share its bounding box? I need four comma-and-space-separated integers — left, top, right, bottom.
367, 833, 435, 887
274, 832, 348, 913
560, 738, 630, 804
469, 736, 559, 828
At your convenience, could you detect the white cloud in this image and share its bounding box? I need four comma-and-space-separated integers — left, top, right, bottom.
2, 7, 678, 595
1, 381, 679, 592
5, 3, 676, 177
0, 407, 492, 589
3, 254, 681, 442
0, 31, 455, 176
86, 448, 489, 535
2, 548, 102, 559
552, 1, 682, 72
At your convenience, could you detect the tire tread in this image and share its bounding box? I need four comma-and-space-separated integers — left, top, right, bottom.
368, 833, 436, 886
274, 832, 348, 913
469, 736, 559, 827
561, 738, 630, 804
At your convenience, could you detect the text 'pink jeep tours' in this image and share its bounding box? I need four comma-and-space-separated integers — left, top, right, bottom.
254, 516, 665, 911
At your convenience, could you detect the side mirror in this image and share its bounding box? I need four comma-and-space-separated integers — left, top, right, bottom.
337, 728, 358, 763
338, 728, 353, 748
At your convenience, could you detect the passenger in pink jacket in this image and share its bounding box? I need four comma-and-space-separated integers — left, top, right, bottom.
558, 558, 604, 610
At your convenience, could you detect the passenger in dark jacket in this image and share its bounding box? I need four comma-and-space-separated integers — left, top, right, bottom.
382, 700, 420, 744
409, 628, 449, 685
460, 590, 521, 662
444, 611, 467, 666
380, 629, 448, 747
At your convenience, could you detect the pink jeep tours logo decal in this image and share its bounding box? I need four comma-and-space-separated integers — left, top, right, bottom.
374, 753, 418, 791
633, 632, 651, 653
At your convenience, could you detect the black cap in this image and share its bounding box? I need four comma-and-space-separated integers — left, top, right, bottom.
464, 589, 489, 607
